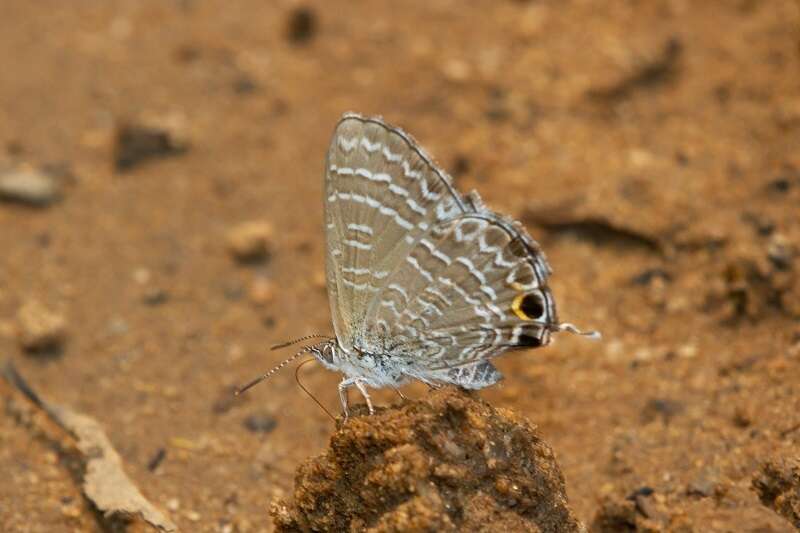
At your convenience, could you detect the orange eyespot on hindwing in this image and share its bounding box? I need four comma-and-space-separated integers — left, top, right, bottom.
511, 291, 545, 321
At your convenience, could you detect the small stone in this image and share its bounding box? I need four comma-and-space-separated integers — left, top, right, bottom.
687, 468, 719, 497
243, 412, 278, 433
212, 385, 247, 415
248, 277, 274, 306
185, 510, 201, 522
677, 344, 698, 359
114, 114, 189, 172
227, 344, 245, 363
732, 405, 752, 428
628, 149, 654, 168
133, 268, 151, 284
443, 59, 471, 83
641, 398, 684, 424
143, 287, 169, 306
147, 447, 167, 472
166, 498, 180, 512
286, 6, 317, 45
227, 221, 273, 262
767, 233, 794, 271
233, 76, 258, 94
60, 502, 82, 519
767, 177, 792, 193
0, 167, 60, 207
16, 300, 67, 353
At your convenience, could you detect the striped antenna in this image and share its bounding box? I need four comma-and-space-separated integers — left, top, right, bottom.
235, 345, 316, 395
271, 334, 331, 350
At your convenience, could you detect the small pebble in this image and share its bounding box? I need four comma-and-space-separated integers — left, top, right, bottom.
227, 221, 273, 262
767, 177, 792, 193
60, 502, 82, 519
678, 344, 698, 359
114, 114, 189, 172
166, 498, 180, 512
0, 167, 60, 206
133, 268, 151, 284
212, 385, 247, 415
243, 413, 278, 433
442, 59, 471, 82
687, 468, 719, 497
767, 234, 794, 271
143, 287, 169, 306
286, 6, 317, 45
641, 398, 684, 424
233, 76, 258, 94
16, 300, 67, 353
147, 447, 167, 472
248, 277, 274, 306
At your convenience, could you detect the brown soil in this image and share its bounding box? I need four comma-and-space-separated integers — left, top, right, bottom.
1, 1, 799, 532
272, 388, 583, 532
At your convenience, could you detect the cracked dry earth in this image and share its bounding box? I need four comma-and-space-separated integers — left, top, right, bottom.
1, 1, 800, 532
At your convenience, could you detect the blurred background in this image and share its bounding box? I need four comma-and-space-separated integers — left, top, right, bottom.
1, 1, 799, 531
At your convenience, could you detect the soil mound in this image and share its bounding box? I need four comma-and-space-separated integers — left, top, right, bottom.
753, 457, 800, 529
271, 387, 584, 532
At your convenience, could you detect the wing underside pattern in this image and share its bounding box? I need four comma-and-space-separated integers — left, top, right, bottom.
324, 113, 561, 387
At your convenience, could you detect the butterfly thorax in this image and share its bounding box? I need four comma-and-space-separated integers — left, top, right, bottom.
310, 338, 410, 388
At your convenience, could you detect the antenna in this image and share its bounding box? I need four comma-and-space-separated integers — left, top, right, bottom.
270, 334, 331, 351
235, 344, 315, 395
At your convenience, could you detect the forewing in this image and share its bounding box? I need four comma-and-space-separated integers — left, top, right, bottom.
324, 113, 468, 351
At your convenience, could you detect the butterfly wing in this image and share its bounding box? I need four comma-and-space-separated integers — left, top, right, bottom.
363, 202, 559, 388
324, 113, 470, 352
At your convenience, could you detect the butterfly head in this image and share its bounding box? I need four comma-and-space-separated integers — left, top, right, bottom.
309, 339, 340, 369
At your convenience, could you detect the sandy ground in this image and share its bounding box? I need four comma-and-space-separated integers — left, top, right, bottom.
1, 1, 799, 531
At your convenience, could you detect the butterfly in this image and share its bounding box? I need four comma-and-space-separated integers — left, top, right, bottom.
238, 113, 598, 417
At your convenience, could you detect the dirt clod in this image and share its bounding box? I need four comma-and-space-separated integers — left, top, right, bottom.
752, 457, 800, 528
286, 7, 317, 45
248, 276, 275, 306
0, 166, 61, 207
243, 412, 278, 434
271, 388, 584, 532
227, 221, 274, 263
590, 492, 666, 532
16, 300, 67, 354
114, 117, 189, 172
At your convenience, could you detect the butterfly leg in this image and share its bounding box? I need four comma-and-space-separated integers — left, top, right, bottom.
393, 388, 409, 401
354, 379, 375, 415
338, 378, 353, 419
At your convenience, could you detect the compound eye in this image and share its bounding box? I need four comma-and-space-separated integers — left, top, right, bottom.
318, 344, 335, 363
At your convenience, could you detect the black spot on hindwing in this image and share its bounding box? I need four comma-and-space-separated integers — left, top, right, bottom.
520, 292, 545, 320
